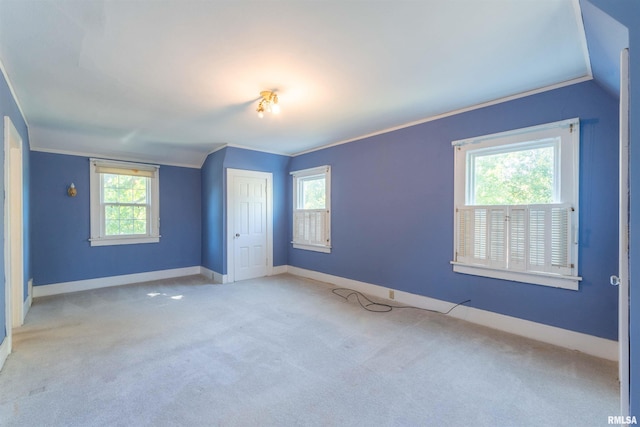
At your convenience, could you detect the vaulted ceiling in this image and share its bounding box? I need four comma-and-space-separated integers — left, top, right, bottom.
0, 1, 616, 167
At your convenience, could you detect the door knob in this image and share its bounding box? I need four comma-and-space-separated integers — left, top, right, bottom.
235, 233, 240, 238
610, 275, 620, 286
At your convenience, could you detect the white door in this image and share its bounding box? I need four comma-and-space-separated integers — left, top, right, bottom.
227, 169, 273, 282
617, 48, 630, 417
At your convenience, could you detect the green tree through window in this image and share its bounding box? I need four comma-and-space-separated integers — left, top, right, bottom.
102, 173, 148, 235
472, 145, 554, 205
301, 177, 326, 209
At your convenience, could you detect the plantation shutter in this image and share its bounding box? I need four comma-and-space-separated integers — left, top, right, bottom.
455, 204, 573, 276
488, 208, 507, 268
456, 207, 506, 268
508, 208, 527, 271
293, 210, 329, 247
549, 205, 573, 275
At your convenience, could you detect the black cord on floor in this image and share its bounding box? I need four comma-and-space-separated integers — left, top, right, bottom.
331, 288, 470, 315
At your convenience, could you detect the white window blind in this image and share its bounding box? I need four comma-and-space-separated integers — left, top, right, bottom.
455, 204, 574, 276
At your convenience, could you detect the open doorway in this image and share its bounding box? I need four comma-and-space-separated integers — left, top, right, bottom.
4, 115, 24, 340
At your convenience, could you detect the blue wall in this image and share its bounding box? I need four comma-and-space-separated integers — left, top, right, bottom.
0, 69, 30, 341
201, 149, 225, 274
289, 80, 619, 340
588, 0, 639, 416
30, 152, 201, 285
201, 146, 290, 275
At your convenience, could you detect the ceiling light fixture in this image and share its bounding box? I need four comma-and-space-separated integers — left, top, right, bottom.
257, 90, 280, 118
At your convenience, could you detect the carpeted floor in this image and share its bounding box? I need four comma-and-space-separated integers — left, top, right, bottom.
0, 274, 618, 426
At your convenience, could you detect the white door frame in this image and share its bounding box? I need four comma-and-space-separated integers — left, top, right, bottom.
226, 168, 273, 283
618, 48, 630, 417
4, 116, 24, 338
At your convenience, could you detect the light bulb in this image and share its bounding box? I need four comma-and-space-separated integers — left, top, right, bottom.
271, 103, 280, 114
258, 111, 264, 119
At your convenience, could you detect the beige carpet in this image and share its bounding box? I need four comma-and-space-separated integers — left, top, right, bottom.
0, 274, 618, 426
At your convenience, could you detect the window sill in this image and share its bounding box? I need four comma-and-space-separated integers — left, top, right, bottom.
450, 262, 581, 290
292, 242, 331, 253
90, 236, 160, 247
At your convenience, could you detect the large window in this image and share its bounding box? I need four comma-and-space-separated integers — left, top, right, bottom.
452, 118, 580, 290
291, 165, 331, 253
89, 158, 160, 246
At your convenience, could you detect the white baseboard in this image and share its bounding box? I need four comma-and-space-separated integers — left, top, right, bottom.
271, 265, 288, 276
33, 266, 202, 298
199, 265, 287, 283
286, 266, 618, 361
23, 278, 32, 322
0, 335, 10, 372
199, 266, 227, 284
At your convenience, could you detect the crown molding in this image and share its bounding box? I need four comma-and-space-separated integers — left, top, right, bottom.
293, 75, 593, 157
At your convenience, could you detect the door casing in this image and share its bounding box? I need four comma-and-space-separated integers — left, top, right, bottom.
3, 115, 24, 346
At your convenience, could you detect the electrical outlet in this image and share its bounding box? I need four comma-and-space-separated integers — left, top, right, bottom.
389, 290, 395, 300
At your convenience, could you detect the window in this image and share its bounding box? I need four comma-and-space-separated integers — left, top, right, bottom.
291, 165, 331, 253
89, 158, 160, 246
452, 118, 581, 290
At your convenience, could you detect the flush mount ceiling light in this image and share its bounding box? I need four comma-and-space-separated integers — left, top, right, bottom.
256, 90, 280, 118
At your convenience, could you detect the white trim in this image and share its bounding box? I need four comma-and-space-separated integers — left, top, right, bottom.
0, 58, 29, 127
226, 168, 274, 283
451, 262, 581, 290
286, 266, 617, 361
4, 115, 24, 336
200, 265, 285, 283
618, 47, 630, 417
199, 266, 227, 284
271, 265, 288, 276
289, 165, 330, 177
32, 266, 201, 298
451, 117, 579, 148
89, 236, 160, 247
292, 243, 332, 253
3, 120, 11, 353
0, 336, 9, 372
292, 76, 592, 157
30, 146, 201, 169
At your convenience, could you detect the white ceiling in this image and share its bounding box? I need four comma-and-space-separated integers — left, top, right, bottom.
0, 0, 590, 167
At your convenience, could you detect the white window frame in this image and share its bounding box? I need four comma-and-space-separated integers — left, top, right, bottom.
291, 165, 331, 253
89, 158, 160, 247
451, 118, 581, 290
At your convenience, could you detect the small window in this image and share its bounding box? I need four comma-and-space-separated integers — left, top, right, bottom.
89, 158, 160, 246
452, 118, 580, 290
291, 165, 331, 253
